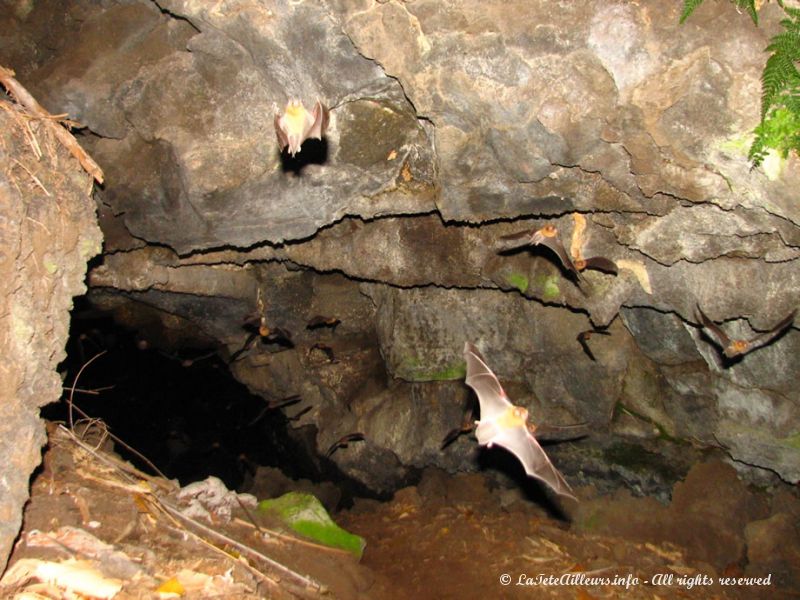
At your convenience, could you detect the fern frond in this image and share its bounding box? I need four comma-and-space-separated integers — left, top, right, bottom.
761, 8, 800, 117
749, 103, 800, 166
733, 0, 759, 25
765, 30, 800, 58
761, 53, 800, 117
679, 0, 706, 24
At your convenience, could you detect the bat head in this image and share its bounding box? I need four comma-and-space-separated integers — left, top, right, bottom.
284, 99, 306, 116
538, 225, 558, 238
574, 259, 586, 271
725, 340, 749, 357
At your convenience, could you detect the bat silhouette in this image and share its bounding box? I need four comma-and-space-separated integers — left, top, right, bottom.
325, 433, 365, 458
274, 99, 329, 156
497, 225, 583, 281
574, 257, 618, 276
463, 342, 576, 500
247, 395, 302, 427
577, 329, 610, 361
229, 318, 293, 363
696, 305, 796, 359
307, 315, 341, 330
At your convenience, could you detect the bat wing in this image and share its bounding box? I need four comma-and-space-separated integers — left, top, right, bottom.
304, 100, 329, 141
496, 229, 534, 252
696, 305, 731, 350
533, 232, 583, 279
748, 310, 796, 351
581, 256, 618, 276
489, 424, 576, 500
464, 342, 514, 420
274, 113, 290, 151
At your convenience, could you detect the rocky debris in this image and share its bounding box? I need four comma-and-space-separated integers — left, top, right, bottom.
573, 461, 774, 573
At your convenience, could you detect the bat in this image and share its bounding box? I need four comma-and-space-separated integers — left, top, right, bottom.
307, 315, 341, 330
574, 256, 618, 276
497, 225, 583, 281
463, 342, 576, 500
229, 319, 293, 362
274, 99, 329, 156
696, 305, 796, 359
247, 395, 302, 427
325, 433, 365, 458
576, 329, 610, 361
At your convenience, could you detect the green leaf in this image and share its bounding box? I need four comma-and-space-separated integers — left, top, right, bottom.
258, 492, 367, 559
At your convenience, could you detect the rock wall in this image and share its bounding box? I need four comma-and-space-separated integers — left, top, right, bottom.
0, 98, 103, 571
5, 0, 798, 493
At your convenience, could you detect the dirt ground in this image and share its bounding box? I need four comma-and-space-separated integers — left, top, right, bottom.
2, 423, 797, 599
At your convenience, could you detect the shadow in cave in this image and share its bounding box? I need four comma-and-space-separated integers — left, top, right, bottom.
475, 442, 572, 520
44, 297, 377, 509
278, 138, 329, 175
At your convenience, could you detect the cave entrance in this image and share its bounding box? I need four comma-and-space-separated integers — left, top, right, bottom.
45, 296, 367, 510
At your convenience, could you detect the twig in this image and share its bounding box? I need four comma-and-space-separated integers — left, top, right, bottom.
0, 65, 104, 184
57, 425, 171, 493
66, 351, 107, 430
157, 500, 324, 597
62, 385, 116, 396
61, 404, 170, 483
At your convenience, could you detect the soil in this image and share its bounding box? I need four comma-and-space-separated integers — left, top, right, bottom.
3, 424, 797, 599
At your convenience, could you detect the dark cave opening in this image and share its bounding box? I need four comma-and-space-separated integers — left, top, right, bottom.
45, 296, 380, 510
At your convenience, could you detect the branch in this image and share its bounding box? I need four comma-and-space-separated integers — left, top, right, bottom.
0, 65, 104, 184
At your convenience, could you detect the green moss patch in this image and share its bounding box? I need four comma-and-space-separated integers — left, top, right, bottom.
504, 272, 529, 294
258, 492, 366, 559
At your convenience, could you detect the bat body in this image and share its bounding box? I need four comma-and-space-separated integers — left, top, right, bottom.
497, 225, 583, 281
696, 305, 796, 359
463, 343, 576, 500
307, 315, 341, 330
274, 99, 329, 156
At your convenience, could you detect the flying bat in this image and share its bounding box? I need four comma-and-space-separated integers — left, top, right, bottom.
274, 99, 329, 156
307, 315, 341, 331
247, 395, 302, 427
574, 256, 618, 276
696, 305, 796, 359
577, 329, 611, 361
325, 433, 365, 458
463, 342, 576, 500
229, 318, 293, 362
497, 225, 583, 281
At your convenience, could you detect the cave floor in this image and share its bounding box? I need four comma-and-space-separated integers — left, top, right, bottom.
3, 424, 794, 599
